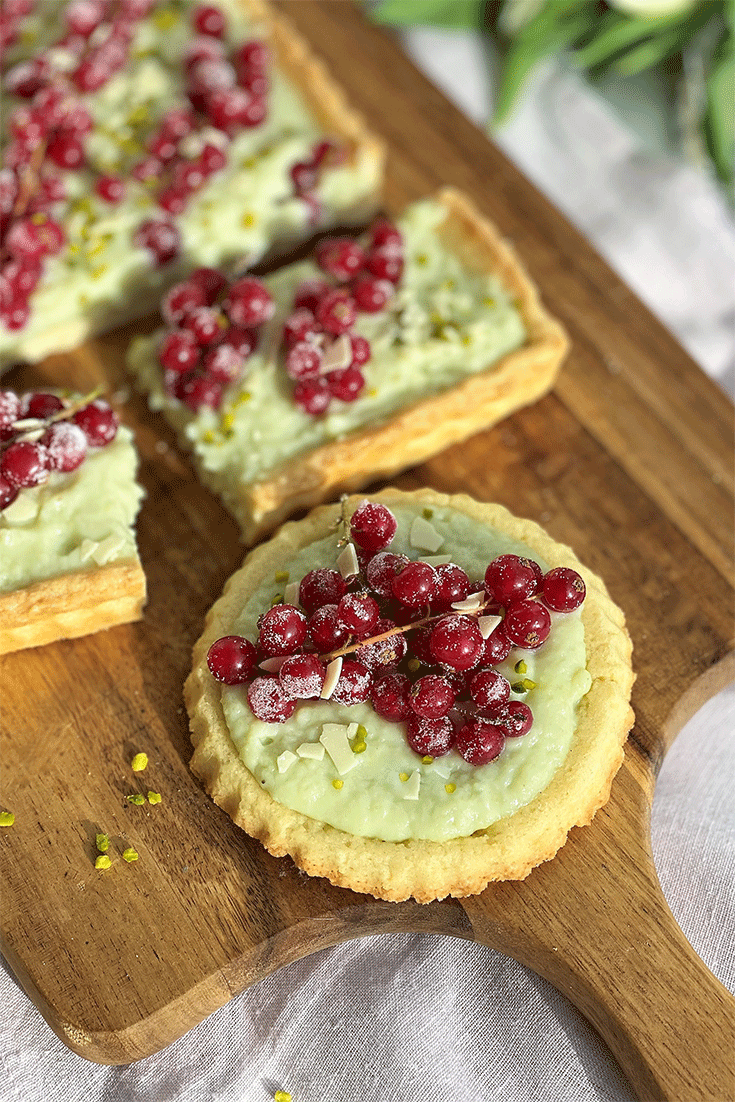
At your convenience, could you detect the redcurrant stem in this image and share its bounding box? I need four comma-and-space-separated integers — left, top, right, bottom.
319, 598, 494, 663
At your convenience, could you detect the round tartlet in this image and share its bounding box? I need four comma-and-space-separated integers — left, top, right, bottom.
185, 489, 634, 902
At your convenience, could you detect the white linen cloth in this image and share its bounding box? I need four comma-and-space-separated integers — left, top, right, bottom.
2, 28, 734, 1102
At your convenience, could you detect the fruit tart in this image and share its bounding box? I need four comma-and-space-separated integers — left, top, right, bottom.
0, 387, 146, 654
128, 187, 569, 544
0, 0, 384, 371
185, 489, 634, 903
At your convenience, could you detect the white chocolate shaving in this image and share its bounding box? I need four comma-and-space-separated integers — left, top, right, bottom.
296, 742, 325, 761
1, 494, 39, 525
320, 334, 352, 374
451, 590, 485, 613
403, 770, 421, 800
422, 554, 453, 566
478, 614, 503, 639
428, 758, 452, 779
336, 542, 359, 579
277, 750, 297, 774
79, 538, 99, 563
320, 656, 343, 699
92, 533, 126, 566
320, 724, 360, 775
259, 656, 287, 673
284, 581, 300, 606
409, 515, 444, 552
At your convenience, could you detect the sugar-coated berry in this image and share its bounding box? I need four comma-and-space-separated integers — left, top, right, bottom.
484, 554, 540, 606
0, 439, 48, 488
370, 218, 403, 251
352, 275, 392, 313
191, 266, 227, 304
0, 471, 19, 510
207, 635, 256, 684
247, 676, 297, 723
298, 567, 346, 613
337, 591, 379, 634
179, 374, 223, 411
480, 624, 513, 665
0, 390, 21, 438
456, 720, 505, 766
95, 174, 125, 203
134, 218, 181, 266
350, 501, 397, 554
159, 330, 200, 373
258, 604, 307, 656
225, 278, 274, 327
315, 237, 365, 282
73, 399, 118, 446
41, 421, 87, 472
193, 4, 226, 37
541, 566, 586, 612
433, 563, 471, 609
370, 672, 412, 721
391, 560, 438, 609
469, 668, 511, 711
202, 343, 243, 384
353, 617, 407, 672
364, 550, 408, 597
429, 615, 484, 671
278, 653, 326, 699
350, 334, 371, 367
293, 377, 330, 416
162, 280, 206, 325
500, 700, 533, 738
283, 308, 319, 347
503, 600, 551, 649
365, 247, 403, 284
24, 392, 63, 420
315, 288, 356, 336
285, 341, 322, 381
181, 305, 223, 345
410, 673, 455, 719
326, 366, 364, 402
294, 278, 330, 311
331, 659, 371, 705
308, 603, 350, 653
406, 714, 455, 758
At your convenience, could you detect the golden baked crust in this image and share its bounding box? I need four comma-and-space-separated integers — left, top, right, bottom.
230, 187, 569, 544
0, 560, 146, 656
186, 488, 634, 903
0, 0, 384, 372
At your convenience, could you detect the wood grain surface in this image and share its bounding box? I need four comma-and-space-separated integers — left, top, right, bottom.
1, 3, 734, 1099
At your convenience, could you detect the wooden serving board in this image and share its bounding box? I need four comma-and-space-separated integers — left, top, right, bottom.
1, 3, 734, 1098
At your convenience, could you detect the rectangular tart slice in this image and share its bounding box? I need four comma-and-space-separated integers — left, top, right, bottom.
0, 0, 384, 371
0, 389, 146, 654
127, 186, 569, 544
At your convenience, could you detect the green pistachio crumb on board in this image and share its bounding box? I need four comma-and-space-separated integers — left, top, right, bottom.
95, 855, 112, 870
147, 791, 162, 805
0, 811, 15, 827
127, 794, 145, 805
131, 752, 148, 772
96, 833, 110, 852
122, 848, 139, 863
274, 1091, 292, 1102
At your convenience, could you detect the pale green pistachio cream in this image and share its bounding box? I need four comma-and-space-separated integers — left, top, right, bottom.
0, 425, 144, 594
0, 0, 378, 369
220, 501, 591, 843
127, 199, 527, 513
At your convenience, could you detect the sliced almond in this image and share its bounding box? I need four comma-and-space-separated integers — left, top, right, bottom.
320, 656, 343, 699
478, 614, 502, 639
451, 590, 485, 613
336, 542, 359, 580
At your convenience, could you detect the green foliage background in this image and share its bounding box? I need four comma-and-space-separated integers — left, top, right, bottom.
370, 0, 734, 196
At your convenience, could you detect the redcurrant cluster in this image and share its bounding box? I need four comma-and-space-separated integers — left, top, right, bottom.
281, 217, 404, 415
156, 267, 274, 412
207, 502, 586, 768
0, 389, 119, 510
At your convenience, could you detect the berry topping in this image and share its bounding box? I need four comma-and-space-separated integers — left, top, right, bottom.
456, 720, 505, 766
308, 603, 350, 653
315, 288, 356, 336
469, 668, 511, 711
285, 341, 322, 381
350, 501, 397, 554
299, 567, 346, 613
24, 392, 63, 420
293, 378, 330, 416
352, 275, 392, 313
503, 600, 551, 649
279, 654, 326, 700
225, 278, 274, 327
326, 366, 364, 403
162, 281, 206, 326
72, 399, 118, 446
392, 560, 438, 609
134, 219, 181, 266
0, 472, 19, 510
159, 330, 200, 373
41, 421, 87, 471
500, 701, 534, 738
429, 615, 484, 671
331, 659, 371, 706
0, 391, 21, 439
193, 4, 226, 37
247, 677, 297, 723
258, 604, 306, 656
207, 635, 256, 684
337, 591, 380, 635
1, 440, 48, 488
353, 617, 407, 673
406, 714, 455, 758
433, 563, 471, 609
484, 554, 541, 606
179, 374, 223, 411
410, 673, 455, 719
316, 237, 365, 282
541, 567, 586, 612
95, 174, 125, 204
370, 672, 412, 721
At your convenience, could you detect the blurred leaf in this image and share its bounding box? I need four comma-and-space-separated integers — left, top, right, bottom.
702, 37, 735, 187
372, 0, 485, 29
612, 7, 714, 74
493, 3, 597, 122
572, 10, 691, 70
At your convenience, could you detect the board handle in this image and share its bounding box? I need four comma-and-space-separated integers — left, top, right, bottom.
460, 765, 735, 1101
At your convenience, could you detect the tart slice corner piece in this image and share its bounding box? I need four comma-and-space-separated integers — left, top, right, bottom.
185, 488, 634, 904
0, 390, 146, 656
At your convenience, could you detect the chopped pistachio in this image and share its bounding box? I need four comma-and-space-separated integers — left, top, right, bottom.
511, 678, 536, 694
95, 855, 112, 870
122, 847, 139, 863
274, 1092, 292, 1102
126, 793, 145, 806
275, 571, 290, 583
271, 593, 283, 606
514, 660, 527, 675
356, 724, 368, 740
445, 783, 457, 794
95, 833, 110, 853
147, 791, 162, 805
0, 811, 15, 827
422, 755, 434, 764
407, 657, 421, 673
352, 740, 367, 754
399, 772, 409, 783
131, 752, 148, 772
241, 212, 255, 228
422, 507, 434, 519
332, 779, 343, 790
